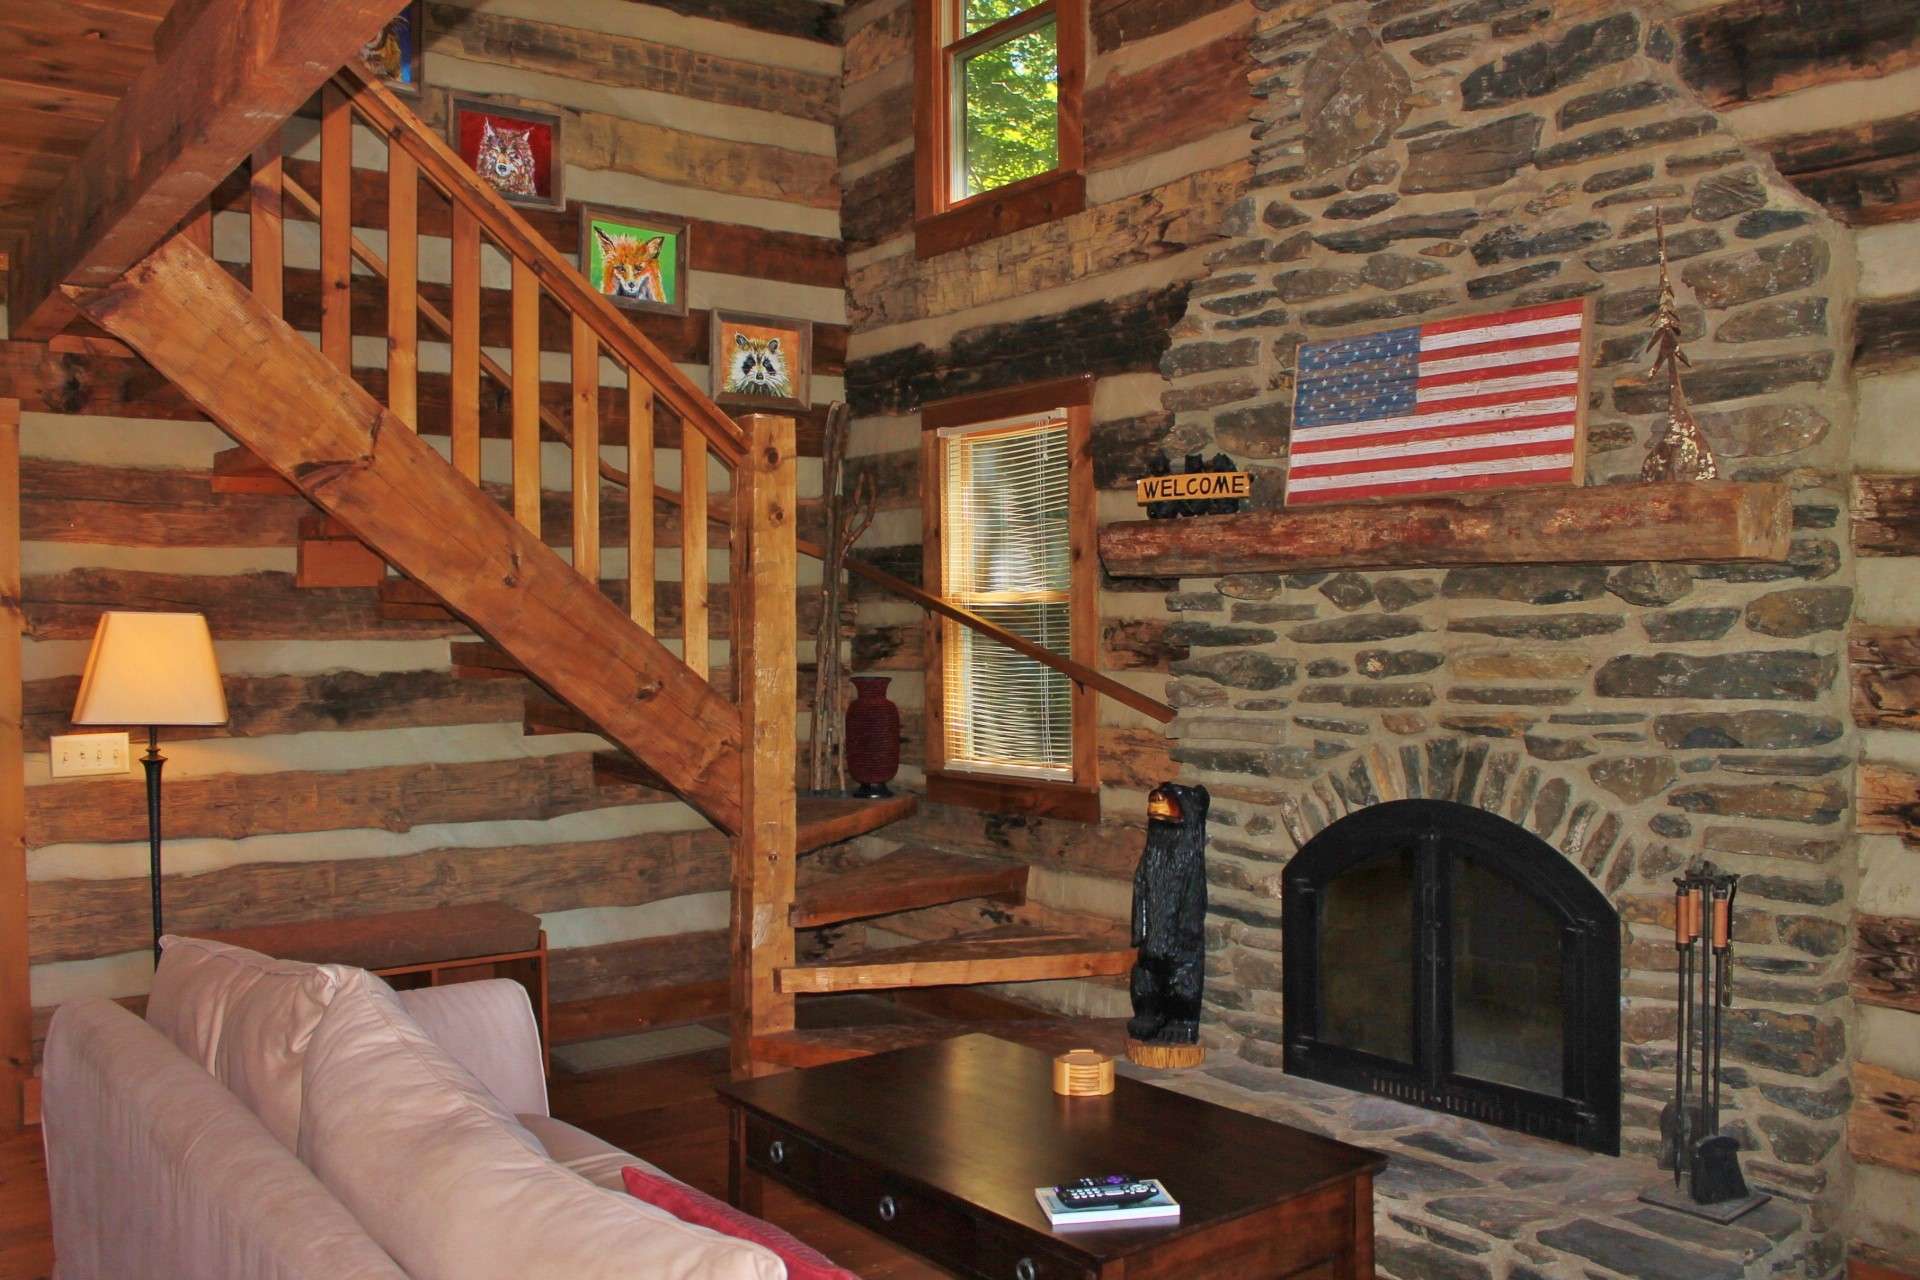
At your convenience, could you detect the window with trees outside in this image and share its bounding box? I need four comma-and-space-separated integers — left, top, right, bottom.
913, 0, 1086, 258
922, 378, 1097, 822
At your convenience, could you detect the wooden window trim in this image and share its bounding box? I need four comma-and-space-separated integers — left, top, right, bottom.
922, 376, 1098, 823
912, 0, 1087, 260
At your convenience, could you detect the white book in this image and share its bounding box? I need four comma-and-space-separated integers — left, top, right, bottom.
1033, 1179, 1181, 1228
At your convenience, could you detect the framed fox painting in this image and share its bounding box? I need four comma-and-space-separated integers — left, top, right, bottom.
449, 98, 564, 211
359, 0, 423, 96
711, 312, 812, 413
579, 206, 690, 316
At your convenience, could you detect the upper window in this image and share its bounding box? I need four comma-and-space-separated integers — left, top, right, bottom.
921, 377, 1097, 821
914, 0, 1086, 257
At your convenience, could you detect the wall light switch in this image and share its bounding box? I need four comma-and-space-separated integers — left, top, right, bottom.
50, 732, 132, 778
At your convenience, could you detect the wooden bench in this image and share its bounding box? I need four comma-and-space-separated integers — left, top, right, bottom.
200, 902, 550, 1068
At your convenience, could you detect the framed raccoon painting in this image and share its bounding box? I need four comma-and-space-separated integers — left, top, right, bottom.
711, 312, 812, 412
359, 0, 423, 96
579, 206, 690, 316
448, 97, 565, 211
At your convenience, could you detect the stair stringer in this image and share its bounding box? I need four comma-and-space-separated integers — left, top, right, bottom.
67, 234, 746, 834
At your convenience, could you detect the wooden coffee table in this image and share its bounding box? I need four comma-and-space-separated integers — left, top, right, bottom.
718, 1033, 1385, 1280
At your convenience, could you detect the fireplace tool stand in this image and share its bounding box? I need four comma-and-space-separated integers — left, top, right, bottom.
1640, 863, 1768, 1223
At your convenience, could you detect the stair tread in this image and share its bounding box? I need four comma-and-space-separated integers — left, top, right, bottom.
793, 849, 1027, 929
750, 1016, 1131, 1070
797, 794, 918, 852
777, 925, 1134, 994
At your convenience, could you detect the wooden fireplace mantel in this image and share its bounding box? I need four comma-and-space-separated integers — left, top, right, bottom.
1096, 481, 1793, 578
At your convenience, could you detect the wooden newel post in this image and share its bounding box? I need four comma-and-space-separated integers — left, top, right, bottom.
730, 413, 799, 1078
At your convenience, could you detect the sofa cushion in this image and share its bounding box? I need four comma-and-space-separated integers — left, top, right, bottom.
145, 934, 353, 1149
301, 971, 783, 1280
43, 998, 408, 1280
624, 1165, 861, 1280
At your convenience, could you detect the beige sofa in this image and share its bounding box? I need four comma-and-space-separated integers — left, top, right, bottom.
42, 936, 790, 1280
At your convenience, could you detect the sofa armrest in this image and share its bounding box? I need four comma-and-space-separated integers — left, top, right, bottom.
396, 980, 549, 1118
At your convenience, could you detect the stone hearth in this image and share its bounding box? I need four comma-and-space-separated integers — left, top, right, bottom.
1134, 1054, 1809, 1280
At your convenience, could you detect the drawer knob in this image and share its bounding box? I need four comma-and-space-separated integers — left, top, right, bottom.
767, 1140, 786, 1165
877, 1195, 898, 1223
1015, 1259, 1037, 1280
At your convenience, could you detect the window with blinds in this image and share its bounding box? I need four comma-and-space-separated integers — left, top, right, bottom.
939, 413, 1073, 778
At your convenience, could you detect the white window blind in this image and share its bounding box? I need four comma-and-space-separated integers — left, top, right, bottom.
940, 413, 1073, 778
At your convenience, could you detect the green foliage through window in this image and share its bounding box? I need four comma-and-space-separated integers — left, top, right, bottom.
963, 0, 1044, 34
958, 15, 1059, 198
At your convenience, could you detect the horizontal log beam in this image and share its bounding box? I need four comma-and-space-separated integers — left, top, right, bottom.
27, 825, 729, 964
1851, 1061, 1920, 1175
1852, 627, 1920, 731
1859, 762, 1920, 847
25, 568, 462, 641
23, 668, 522, 753
10, 0, 410, 337
1854, 913, 1920, 1014
1099, 482, 1794, 578
549, 929, 728, 1006
1677, 0, 1920, 108
1857, 473, 1920, 556
25, 751, 660, 849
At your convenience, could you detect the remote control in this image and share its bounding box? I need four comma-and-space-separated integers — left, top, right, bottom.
1054, 1180, 1157, 1209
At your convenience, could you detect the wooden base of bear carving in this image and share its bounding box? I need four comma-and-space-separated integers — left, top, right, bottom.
1125, 1039, 1206, 1070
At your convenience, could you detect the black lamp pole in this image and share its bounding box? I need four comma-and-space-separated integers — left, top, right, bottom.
143, 725, 165, 963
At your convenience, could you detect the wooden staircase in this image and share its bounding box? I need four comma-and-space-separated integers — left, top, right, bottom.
59, 61, 1133, 1074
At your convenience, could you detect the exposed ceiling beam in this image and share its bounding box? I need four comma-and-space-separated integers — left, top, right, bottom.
8, 0, 407, 339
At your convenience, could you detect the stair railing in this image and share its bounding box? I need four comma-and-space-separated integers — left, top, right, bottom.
238, 63, 747, 686
226, 63, 799, 1072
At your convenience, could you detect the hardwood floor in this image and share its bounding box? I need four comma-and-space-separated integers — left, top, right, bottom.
0, 1122, 50, 1280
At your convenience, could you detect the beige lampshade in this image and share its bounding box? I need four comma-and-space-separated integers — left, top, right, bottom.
72, 612, 229, 727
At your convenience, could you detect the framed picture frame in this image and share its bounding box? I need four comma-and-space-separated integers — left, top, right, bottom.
359, 0, 424, 96
577, 205, 691, 317
710, 311, 812, 413
448, 97, 565, 211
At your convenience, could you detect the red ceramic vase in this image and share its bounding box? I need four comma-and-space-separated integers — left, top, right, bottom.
844, 676, 901, 798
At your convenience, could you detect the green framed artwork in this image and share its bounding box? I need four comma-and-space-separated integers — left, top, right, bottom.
578, 205, 690, 316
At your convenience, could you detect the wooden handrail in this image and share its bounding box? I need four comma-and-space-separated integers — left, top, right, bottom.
796, 537, 1175, 725
278, 169, 738, 522
335, 63, 747, 467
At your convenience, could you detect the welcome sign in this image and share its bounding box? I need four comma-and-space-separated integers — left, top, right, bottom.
1135, 471, 1252, 506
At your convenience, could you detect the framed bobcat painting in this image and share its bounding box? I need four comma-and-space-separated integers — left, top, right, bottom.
359, 0, 423, 96
448, 97, 564, 211
579, 206, 690, 316
711, 312, 812, 413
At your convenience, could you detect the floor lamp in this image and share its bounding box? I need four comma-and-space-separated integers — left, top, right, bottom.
71, 612, 229, 964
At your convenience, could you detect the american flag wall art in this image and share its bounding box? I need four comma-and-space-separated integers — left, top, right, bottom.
1285, 298, 1592, 506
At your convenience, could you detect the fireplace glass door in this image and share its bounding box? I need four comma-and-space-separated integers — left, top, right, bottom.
1282, 799, 1620, 1154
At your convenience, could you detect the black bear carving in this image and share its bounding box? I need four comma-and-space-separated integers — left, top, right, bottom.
1127, 782, 1209, 1046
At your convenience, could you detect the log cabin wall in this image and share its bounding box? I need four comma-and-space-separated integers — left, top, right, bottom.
10, 0, 844, 1052
1832, 0, 1920, 1260
828, 0, 1254, 1013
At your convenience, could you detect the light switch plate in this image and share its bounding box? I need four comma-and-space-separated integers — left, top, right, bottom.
50, 732, 132, 778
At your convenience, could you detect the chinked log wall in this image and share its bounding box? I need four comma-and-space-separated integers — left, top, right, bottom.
17, 0, 843, 1042
827, 0, 1256, 1005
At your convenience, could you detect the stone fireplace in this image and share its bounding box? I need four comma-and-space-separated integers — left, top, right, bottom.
1282, 798, 1621, 1154
1107, 4, 1863, 1271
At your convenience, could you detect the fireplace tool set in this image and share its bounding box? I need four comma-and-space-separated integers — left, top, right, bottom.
1640, 862, 1768, 1222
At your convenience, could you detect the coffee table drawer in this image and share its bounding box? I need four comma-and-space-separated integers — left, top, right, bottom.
743, 1114, 1094, 1280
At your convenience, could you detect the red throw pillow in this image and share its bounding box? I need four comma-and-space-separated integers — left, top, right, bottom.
621, 1166, 859, 1280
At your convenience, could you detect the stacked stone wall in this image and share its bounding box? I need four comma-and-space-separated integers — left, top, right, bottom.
1148, 3, 1861, 1272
